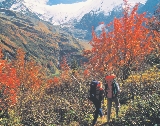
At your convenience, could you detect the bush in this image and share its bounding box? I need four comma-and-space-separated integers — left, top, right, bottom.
112, 91, 160, 125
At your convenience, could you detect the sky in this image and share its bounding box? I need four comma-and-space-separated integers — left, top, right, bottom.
47, 0, 87, 5
46, 0, 147, 5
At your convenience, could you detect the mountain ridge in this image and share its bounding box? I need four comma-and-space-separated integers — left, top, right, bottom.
1, 0, 158, 40
0, 0, 147, 25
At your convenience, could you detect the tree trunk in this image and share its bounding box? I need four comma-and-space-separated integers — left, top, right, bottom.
121, 65, 130, 80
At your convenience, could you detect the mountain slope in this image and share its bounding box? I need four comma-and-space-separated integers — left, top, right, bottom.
0, 8, 87, 75
138, 0, 160, 15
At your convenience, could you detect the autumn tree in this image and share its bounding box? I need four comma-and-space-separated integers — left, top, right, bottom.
13, 48, 45, 92
84, 0, 154, 80
70, 58, 79, 76
147, 4, 160, 65
59, 56, 70, 82
47, 76, 60, 88
148, 4, 160, 32
0, 47, 20, 118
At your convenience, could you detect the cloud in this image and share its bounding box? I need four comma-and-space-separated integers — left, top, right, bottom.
131, 0, 147, 4
95, 24, 105, 32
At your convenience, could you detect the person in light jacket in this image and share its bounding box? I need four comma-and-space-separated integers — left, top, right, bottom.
105, 74, 120, 122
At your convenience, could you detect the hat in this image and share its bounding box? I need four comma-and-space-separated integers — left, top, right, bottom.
105, 74, 116, 80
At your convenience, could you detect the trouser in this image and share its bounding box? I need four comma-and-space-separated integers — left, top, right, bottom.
92, 100, 103, 126
107, 97, 120, 122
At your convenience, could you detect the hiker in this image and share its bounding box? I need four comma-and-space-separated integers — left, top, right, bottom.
105, 74, 120, 122
89, 80, 105, 126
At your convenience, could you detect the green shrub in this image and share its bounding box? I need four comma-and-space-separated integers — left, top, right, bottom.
112, 93, 160, 125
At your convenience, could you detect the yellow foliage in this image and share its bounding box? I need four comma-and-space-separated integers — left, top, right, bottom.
125, 66, 160, 84
34, 21, 51, 34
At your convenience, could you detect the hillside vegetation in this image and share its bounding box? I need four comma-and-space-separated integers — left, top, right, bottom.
0, 8, 88, 76
0, 1, 160, 126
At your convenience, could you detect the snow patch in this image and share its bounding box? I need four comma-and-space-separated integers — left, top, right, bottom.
9, 0, 147, 25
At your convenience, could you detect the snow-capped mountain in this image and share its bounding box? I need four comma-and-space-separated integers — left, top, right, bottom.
0, 0, 158, 40
1, 0, 147, 25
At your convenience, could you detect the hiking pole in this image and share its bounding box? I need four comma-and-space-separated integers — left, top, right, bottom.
71, 74, 82, 85
71, 74, 82, 96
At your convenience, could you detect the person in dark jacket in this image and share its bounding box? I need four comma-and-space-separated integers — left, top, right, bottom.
91, 81, 105, 126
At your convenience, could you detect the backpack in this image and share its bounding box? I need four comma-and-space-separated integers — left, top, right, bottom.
105, 79, 120, 98
88, 80, 100, 101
